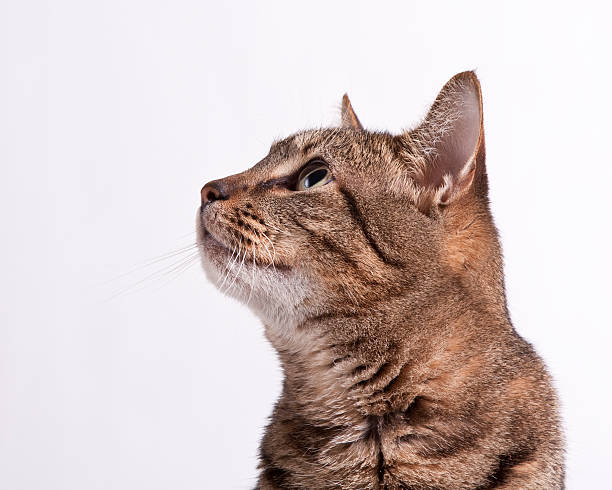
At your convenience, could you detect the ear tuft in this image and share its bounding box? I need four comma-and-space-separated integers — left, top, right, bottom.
404, 71, 484, 207
341, 94, 364, 130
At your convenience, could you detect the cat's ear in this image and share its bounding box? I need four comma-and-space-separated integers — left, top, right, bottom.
341, 94, 363, 130
407, 71, 484, 206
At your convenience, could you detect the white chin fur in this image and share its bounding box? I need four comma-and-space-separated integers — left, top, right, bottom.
195, 208, 311, 331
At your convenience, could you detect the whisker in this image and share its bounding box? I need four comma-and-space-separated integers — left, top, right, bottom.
224, 246, 247, 294
261, 232, 277, 271
256, 231, 274, 269
103, 242, 202, 284
175, 230, 197, 240
150, 254, 201, 292
106, 250, 202, 300
246, 244, 256, 306
264, 222, 283, 233
217, 242, 240, 290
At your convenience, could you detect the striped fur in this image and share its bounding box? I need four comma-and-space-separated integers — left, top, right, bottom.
197, 72, 564, 489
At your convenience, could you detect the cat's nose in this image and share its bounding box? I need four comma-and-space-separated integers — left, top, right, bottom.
201, 179, 230, 207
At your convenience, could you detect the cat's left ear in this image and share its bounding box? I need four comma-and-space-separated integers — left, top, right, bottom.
406, 71, 485, 206
341, 94, 363, 130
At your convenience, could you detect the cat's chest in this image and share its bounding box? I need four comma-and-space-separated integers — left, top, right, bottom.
262, 410, 420, 489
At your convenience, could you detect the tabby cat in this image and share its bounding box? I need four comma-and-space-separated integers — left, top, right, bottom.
196, 72, 564, 489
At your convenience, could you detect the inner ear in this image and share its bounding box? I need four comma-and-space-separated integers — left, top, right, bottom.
412, 72, 483, 201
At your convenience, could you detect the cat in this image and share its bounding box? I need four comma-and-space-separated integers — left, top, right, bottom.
196, 72, 564, 489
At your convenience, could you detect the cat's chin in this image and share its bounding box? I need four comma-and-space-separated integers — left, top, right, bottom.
195, 207, 313, 329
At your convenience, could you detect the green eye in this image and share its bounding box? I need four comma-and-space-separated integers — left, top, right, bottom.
296, 161, 332, 191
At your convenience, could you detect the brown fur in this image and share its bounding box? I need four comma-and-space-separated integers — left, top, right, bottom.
196, 72, 564, 489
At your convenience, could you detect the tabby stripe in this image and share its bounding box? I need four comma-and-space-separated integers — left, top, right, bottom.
301, 142, 315, 154
307, 311, 350, 323
291, 217, 360, 269
337, 187, 400, 266
352, 361, 391, 388
480, 449, 535, 488
378, 361, 410, 393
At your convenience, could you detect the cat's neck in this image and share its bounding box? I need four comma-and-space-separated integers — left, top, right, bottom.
259, 278, 515, 489
265, 281, 511, 430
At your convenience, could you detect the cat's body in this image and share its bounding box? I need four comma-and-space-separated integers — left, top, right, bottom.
197, 72, 564, 489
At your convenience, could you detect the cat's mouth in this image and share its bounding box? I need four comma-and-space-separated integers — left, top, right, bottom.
196, 205, 260, 291
196, 205, 277, 307
196, 207, 229, 257
196, 205, 311, 325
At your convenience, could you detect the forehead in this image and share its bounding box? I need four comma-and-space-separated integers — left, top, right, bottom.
268, 129, 335, 157
260, 128, 396, 173
248, 129, 335, 177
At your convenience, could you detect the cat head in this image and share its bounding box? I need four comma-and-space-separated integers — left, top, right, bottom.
197, 72, 503, 341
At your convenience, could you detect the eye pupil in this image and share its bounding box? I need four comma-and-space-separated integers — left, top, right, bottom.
303, 169, 328, 188
296, 161, 331, 191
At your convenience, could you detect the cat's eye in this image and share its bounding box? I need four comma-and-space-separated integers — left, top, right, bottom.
296, 161, 332, 191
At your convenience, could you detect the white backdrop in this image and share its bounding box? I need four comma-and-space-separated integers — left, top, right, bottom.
1, 1, 610, 489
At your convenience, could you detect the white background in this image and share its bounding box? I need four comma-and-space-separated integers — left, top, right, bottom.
1, 1, 611, 489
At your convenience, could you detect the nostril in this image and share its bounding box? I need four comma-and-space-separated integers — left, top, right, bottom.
201, 181, 229, 206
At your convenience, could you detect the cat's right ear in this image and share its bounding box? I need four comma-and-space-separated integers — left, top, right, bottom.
341, 94, 363, 130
